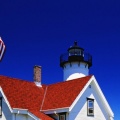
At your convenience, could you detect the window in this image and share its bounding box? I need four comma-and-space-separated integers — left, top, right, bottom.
87, 98, 94, 116
0, 97, 2, 116
59, 113, 66, 120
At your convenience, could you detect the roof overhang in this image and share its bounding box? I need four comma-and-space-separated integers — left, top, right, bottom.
41, 107, 69, 114
12, 108, 40, 120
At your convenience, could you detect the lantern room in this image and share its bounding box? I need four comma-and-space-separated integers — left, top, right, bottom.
60, 41, 92, 81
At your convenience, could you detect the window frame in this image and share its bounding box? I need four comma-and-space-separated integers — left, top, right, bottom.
59, 112, 66, 120
87, 98, 94, 116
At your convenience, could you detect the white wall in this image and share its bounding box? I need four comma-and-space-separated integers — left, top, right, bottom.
13, 114, 35, 120
69, 81, 110, 120
63, 62, 89, 81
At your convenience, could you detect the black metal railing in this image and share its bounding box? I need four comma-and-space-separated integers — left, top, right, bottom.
60, 52, 92, 67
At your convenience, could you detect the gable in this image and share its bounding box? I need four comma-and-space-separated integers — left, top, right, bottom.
69, 76, 114, 120
69, 82, 107, 119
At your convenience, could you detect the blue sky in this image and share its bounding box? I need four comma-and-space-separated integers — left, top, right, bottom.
0, 0, 120, 119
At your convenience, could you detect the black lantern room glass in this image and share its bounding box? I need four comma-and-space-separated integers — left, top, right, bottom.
60, 41, 92, 68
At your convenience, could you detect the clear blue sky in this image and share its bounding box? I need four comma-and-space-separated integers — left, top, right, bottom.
0, 0, 120, 119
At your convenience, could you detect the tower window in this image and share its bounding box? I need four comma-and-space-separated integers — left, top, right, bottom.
87, 98, 94, 116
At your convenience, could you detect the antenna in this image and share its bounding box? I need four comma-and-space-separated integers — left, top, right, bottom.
74, 41, 77, 46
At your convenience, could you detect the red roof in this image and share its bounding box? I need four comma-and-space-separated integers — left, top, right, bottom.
30, 110, 54, 120
0, 75, 92, 119
42, 75, 92, 110
0, 75, 53, 120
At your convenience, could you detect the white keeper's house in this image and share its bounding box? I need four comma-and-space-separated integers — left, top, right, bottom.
0, 41, 114, 120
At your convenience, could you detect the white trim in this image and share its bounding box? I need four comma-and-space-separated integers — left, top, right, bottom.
34, 82, 42, 87
41, 107, 69, 111
92, 76, 114, 117
12, 108, 28, 114
110, 116, 114, 120
28, 111, 40, 120
40, 86, 48, 110
12, 108, 40, 120
0, 86, 13, 112
69, 75, 114, 117
41, 107, 69, 114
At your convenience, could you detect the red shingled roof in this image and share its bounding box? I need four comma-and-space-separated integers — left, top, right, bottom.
42, 75, 92, 110
30, 110, 54, 120
0, 75, 92, 119
0, 75, 53, 120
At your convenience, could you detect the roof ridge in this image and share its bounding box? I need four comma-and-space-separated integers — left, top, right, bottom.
40, 86, 48, 110
48, 75, 93, 86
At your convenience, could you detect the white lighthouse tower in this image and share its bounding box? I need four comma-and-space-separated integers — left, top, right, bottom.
60, 41, 92, 81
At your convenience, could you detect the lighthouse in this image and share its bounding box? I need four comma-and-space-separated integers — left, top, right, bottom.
60, 41, 92, 81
